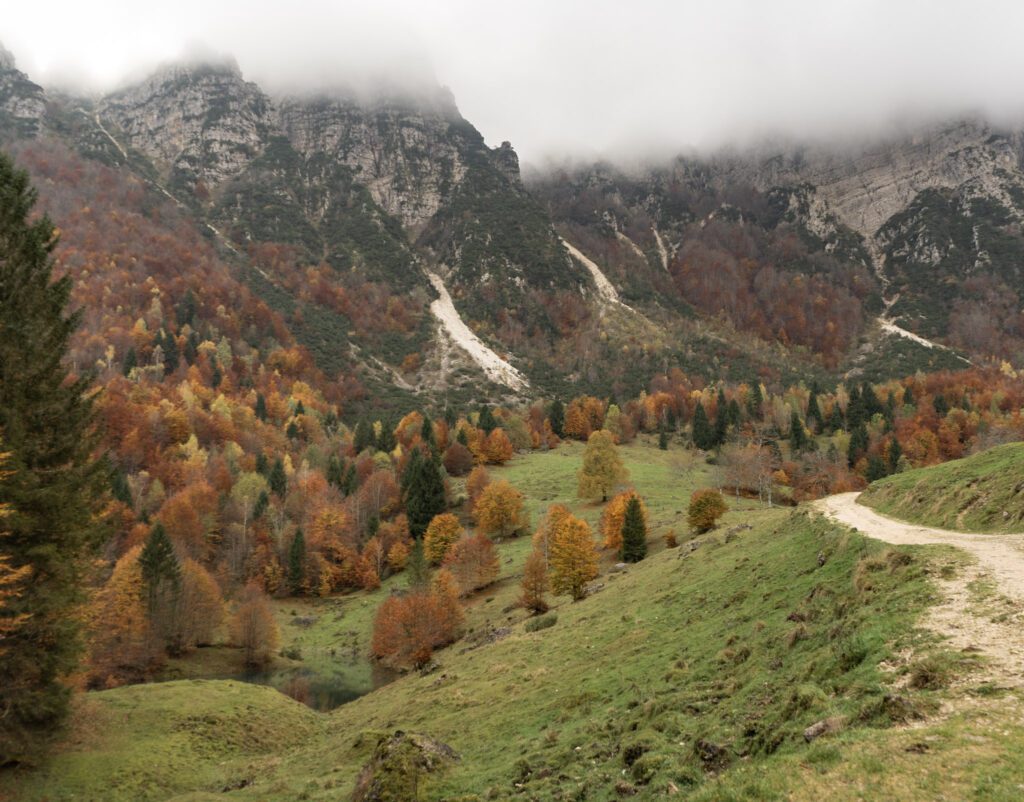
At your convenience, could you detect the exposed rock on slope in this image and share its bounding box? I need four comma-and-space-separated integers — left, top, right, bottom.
0, 45, 45, 137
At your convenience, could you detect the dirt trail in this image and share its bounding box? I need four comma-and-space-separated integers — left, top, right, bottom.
817, 492, 1024, 687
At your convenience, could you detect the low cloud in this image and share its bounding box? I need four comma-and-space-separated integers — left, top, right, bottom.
5, 0, 1024, 164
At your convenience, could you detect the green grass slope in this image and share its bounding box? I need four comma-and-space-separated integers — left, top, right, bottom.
861, 442, 1024, 533
1, 680, 324, 802
7, 440, 1024, 801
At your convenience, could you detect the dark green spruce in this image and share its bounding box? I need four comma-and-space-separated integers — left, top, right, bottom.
620, 496, 648, 563
0, 152, 107, 762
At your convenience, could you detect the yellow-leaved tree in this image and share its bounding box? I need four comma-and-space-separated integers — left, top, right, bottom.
549, 514, 599, 601
474, 479, 528, 538
577, 429, 628, 502
423, 512, 463, 564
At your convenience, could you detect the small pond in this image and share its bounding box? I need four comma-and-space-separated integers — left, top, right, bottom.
236, 661, 399, 711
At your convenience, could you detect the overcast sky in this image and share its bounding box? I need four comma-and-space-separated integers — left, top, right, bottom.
5, 0, 1024, 164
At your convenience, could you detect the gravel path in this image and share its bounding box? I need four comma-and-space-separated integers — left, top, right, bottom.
816, 492, 1024, 686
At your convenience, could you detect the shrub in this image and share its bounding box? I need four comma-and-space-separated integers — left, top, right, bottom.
524, 613, 557, 633
687, 488, 728, 533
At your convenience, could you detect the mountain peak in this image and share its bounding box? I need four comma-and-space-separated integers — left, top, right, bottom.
0, 42, 16, 71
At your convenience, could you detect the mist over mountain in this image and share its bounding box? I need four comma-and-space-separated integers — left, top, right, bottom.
8, 0, 1024, 164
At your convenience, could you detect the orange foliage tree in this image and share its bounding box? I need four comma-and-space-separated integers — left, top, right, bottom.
474, 480, 528, 538
443, 534, 500, 596
465, 465, 491, 513
370, 582, 463, 669
230, 584, 280, 667
549, 514, 599, 600
520, 549, 549, 614
482, 428, 515, 464
423, 512, 463, 565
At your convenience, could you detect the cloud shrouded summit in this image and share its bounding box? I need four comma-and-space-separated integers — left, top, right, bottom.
4, 0, 1024, 162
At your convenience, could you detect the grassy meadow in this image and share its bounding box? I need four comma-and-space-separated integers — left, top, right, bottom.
4, 437, 1024, 800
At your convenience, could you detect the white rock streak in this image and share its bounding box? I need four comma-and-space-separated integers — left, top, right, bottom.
560, 239, 630, 309
652, 227, 671, 272
615, 230, 646, 260
426, 272, 528, 392
878, 318, 970, 363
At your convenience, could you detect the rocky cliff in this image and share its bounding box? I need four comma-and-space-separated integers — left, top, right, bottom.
0, 45, 45, 137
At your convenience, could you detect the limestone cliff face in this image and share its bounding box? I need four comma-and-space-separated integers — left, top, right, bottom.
0, 45, 46, 136
99, 61, 272, 189
716, 120, 1024, 243
276, 90, 470, 232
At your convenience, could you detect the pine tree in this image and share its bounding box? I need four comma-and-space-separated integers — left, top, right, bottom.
847, 422, 869, 468
658, 426, 669, 450
254, 393, 267, 422
478, 405, 498, 434
183, 332, 198, 366
285, 421, 299, 440
866, 454, 888, 483
746, 382, 763, 419
268, 458, 287, 498
161, 330, 179, 372
353, 419, 374, 453
287, 529, 306, 595
456, 427, 469, 447
295, 399, 306, 416
175, 288, 197, 326
377, 423, 397, 453
326, 455, 344, 488
0, 154, 106, 761
211, 361, 222, 389
903, 385, 915, 406
443, 405, 457, 428
727, 398, 742, 428
789, 411, 808, 452
139, 524, 183, 618
620, 495, 648, 563
255, 452, 268, 476
713, 388, 729, 445
827, 403, 845, 433
548, 399, 565, 437
883, 395, 896, 433
861, 382, 883, 417
806, 387, 824, 432
403, 447, 447, 538
691, 402, 716, 450
420, 412, 437, 456
888, 437, 903, 474
111, 469, 132, 506
253, 489, 269, 520
341, 463, 358, 496
846, 385, 864, 429
122, 346, 137, 377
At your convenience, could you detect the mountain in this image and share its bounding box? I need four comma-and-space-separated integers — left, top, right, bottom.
531, 118, 1024, 374
0, 44, 1019, 408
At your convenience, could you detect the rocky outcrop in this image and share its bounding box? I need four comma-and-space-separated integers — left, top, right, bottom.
0, 44, 46, 137
351, 731, 458, 802
99, 60, 271, 189
276, 91, 469, 231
